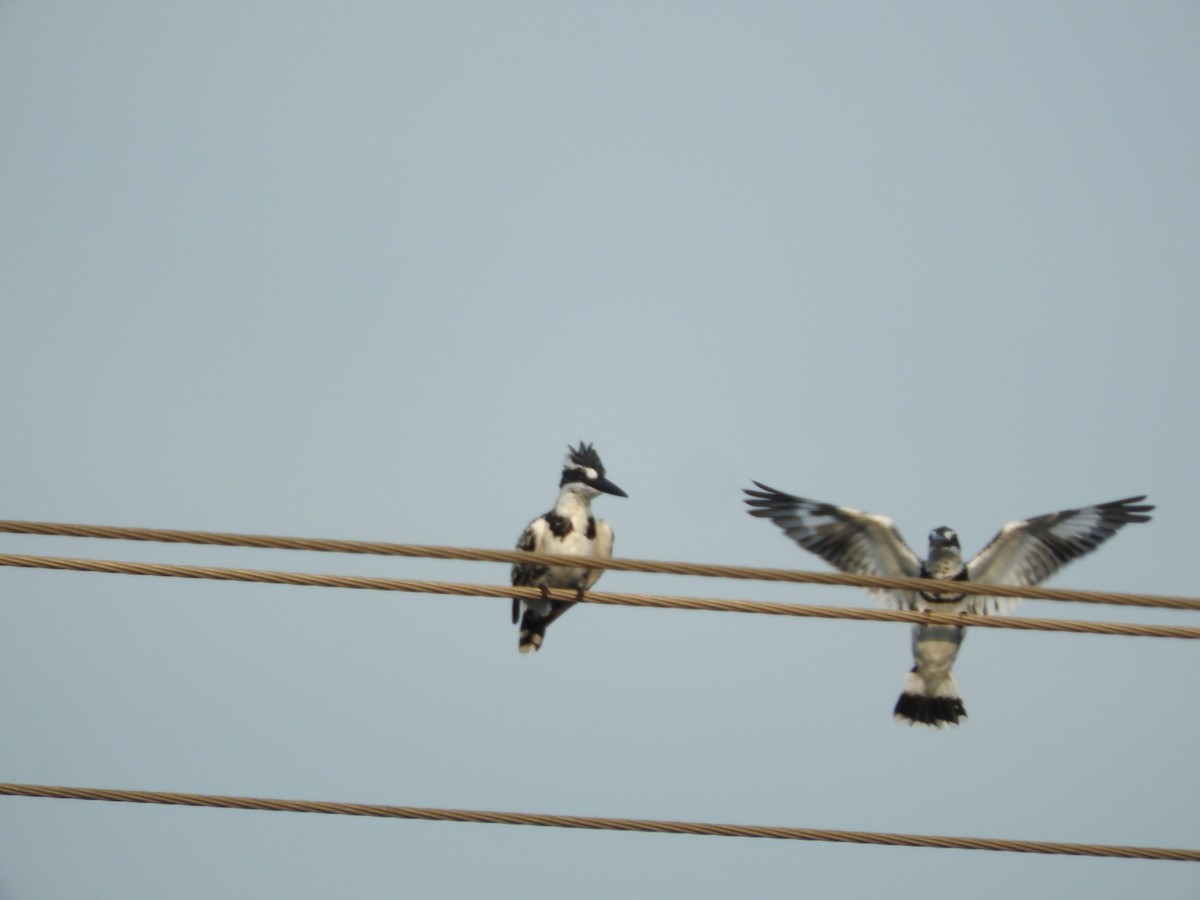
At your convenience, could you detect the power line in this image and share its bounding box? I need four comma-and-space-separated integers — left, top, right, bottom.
2, 552, 1197, 639
0, 782, 1194, 861
2, 540, 1194, 866
0, 519, 1194, 611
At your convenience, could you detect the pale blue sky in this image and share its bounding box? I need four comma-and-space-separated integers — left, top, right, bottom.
1, 3, 1198, 897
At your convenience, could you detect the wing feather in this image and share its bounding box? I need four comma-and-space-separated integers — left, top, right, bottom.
965, 495, 1153, 614
511, 517, 551, 585
511, 517, 550, 622
586, 519, 614, 591
744, 482, 923, 608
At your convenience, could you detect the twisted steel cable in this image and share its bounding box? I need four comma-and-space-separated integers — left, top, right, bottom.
0, 783, 1195, 861
1, 553, 1197, 639
0, 520, 1194, 611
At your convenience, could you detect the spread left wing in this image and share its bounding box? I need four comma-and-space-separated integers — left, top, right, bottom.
743, 482, 924, 608
965, 495, 1154, 614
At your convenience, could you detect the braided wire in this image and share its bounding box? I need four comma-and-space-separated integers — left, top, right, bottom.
0, 520, 1194, 611
1, 553, 1196, 639
0, 783, 1194, 861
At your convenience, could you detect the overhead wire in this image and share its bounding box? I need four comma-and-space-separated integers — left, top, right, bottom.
1, 523, 1195, 862
1, 552, 1197, 639
0, 519, 1195, 611
0, 783, 1195, 862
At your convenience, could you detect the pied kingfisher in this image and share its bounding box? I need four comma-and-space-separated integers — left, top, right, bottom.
743, 483, 1153, 727
511, 443, 628, 653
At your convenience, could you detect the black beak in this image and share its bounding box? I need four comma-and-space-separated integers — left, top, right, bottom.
591, 476, 628, 498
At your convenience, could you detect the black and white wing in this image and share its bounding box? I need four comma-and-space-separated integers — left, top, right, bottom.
743, 482, 924, 608
511, 516, 550, 623
585, 519, 614, 592
964, 495, 1154, 614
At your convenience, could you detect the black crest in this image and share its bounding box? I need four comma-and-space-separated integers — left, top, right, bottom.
565, 441, 605, 477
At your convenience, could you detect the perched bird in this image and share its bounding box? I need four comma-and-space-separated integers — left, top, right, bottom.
511, 443, 628, 653
743, 483, 1153, 727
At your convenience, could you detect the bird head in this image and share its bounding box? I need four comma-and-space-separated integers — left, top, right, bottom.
928, 526, 960, 550
559, 442, 628, 499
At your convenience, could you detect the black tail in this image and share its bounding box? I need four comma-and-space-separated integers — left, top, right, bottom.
518, 609, 548, 654
893, 668, 967, 727
517, 601, 575, 654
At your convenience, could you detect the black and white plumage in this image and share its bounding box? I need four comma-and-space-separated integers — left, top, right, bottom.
511, 443, 628, 653
744, 483, 1153, 727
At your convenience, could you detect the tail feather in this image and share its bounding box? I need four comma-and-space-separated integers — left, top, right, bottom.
518, 612, 548, 654
517, 600, 575, 654
893, 668, 967, 728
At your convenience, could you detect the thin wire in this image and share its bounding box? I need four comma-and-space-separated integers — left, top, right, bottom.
2, 553, 1197, 639
0, 520, 1194, 611
0, 783, 1194, 861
